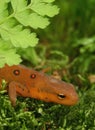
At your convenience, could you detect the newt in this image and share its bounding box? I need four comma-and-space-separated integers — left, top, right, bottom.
0, 64, 78, 106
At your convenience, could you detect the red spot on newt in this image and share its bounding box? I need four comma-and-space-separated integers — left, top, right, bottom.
30, 74, 36, 79
13, 70, 20, 76
0, 64, 78, 106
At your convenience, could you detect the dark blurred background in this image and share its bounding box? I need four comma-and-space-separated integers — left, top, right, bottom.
35, 0, 95, 74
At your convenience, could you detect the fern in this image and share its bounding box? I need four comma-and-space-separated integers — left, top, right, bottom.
0, 0, 59, 67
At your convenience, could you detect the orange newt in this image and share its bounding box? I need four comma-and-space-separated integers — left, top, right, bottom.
0, 64, 78, 106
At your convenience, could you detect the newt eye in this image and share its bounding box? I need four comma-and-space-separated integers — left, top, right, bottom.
57, 94, 66, 99
13, 70, 20, 76
30, 74, 36, 79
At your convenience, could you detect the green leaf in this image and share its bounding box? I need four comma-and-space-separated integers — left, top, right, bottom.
11, 0, 27, 12
11, 0, 59, 28
10, 27, 38, 48
0, 49, 22, 67
31, 2, 59, 17
0, 1, 8, 23
15, 12, 49, 29
0, 40, 21, 67
0, 25, 38, 48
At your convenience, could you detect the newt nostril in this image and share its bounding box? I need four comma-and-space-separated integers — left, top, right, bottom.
57, 94, 66, 99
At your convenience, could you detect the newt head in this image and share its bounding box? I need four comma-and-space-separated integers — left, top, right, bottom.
47, 76, 79, 105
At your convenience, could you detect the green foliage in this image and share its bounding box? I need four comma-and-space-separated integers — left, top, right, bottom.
46, 50, 69, 69
37, 0, 95, 74
70, 37, 95, 74
0, 41, 21, 67
18, 47, 41, 65
0, 0, 59, 67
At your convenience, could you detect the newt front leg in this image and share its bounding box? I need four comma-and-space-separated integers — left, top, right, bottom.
8, 81, 30, 106
8, 81, 17, 106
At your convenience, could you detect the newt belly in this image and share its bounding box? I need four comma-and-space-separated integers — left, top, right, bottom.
0, 65, 78, 106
